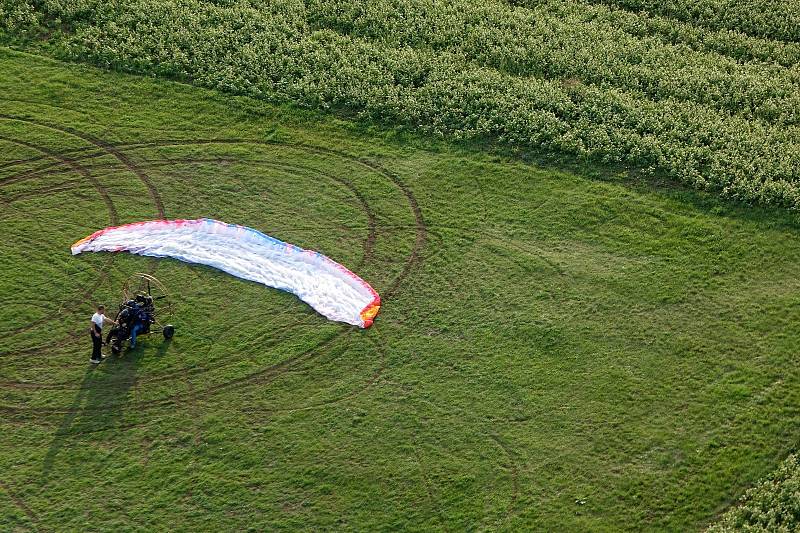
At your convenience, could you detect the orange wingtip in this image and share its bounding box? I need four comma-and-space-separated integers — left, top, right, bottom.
360, 302, 381, 328
71, 235, 93, 248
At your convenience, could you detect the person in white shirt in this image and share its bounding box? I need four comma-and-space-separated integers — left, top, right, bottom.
90, 305, 116, 364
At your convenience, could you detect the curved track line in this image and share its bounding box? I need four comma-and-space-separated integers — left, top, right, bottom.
0, 121, 519, 526
489, 433, 522, 526
0, 155, 375, 384
0, 131, 426, 423
0, 115, 164, 218
0, 130, 120, 340
0, 134, 117, 224
0, 479, 39, 531
5, 156, 377, 269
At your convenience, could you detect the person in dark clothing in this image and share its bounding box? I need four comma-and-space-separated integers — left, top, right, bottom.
90, 304, 116, 364
128, 302, 143, 349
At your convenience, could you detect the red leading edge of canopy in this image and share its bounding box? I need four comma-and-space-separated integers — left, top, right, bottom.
71, 218, 382, 328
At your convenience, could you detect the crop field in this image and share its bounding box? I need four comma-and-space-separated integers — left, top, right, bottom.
3, 0, 800, 210
2, 47, 800, 531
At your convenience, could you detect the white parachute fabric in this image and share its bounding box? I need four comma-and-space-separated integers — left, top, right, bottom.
71, 219, 380, 328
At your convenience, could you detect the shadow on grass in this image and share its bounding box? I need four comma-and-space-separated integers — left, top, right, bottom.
41, 341, 156, 480
155, 337, 173, 357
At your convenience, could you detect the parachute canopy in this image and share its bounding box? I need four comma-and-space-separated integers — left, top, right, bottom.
71, 219, 380, 328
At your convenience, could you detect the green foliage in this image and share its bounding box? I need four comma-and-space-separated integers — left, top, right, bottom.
3, 0, 800, 209
709, 454, 800, 532
0, 0, 41, 37
596, 0, 800, 42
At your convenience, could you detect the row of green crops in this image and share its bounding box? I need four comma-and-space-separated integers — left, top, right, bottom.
3, 0, 799, 208
592, 0, 800, 43
307, 0, 800, 124
516, 0, 800, 68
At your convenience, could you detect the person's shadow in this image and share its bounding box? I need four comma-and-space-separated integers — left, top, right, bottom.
41, 344, 149, 480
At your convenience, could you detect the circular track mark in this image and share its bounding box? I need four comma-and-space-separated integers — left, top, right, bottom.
0, 129, 427, 424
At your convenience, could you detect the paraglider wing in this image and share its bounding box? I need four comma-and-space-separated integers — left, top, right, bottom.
71, 219, 380, 328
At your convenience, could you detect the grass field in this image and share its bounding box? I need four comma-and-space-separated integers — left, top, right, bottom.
2, 47, 800, 531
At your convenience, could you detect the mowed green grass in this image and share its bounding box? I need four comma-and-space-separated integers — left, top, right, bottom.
1, 47, 800, 531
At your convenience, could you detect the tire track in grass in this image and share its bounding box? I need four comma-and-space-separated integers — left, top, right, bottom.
0, 115, 164, 218
0, 134, 118, 223
0, 479, 40, 531
0, 130, 425, 516
0, 143, 100, 170
0, 134, 426, 295
0, 128, 427, 425
0, 154, 373, 387
0, 120, 525, 525
46, 136, 427, 294
0, 122, 144, 391
2, 179, 84, 202
373, 186, 523, 527
3, 156, 378, 269
0, 128, 120, 341
489, 433, 522, 527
